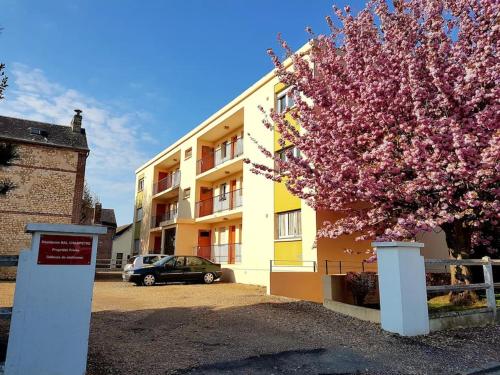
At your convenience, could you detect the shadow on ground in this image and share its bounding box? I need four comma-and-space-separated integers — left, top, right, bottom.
86, 299, 500, 375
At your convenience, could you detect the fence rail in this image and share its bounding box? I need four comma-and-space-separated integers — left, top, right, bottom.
196, 137, 243, 175
95, 258, 127, 271
151, 210, 178, 228
195, 189, 243, 217
153, 170, 181, 195
0, 255, 18, 267
425, 256, 498, 316
324, 260, 377, 275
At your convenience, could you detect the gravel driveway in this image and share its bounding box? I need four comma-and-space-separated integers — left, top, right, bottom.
0, 281, 499, 374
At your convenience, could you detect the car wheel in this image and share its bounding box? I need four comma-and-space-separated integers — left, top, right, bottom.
203, 272, 215, 284
142, 274, 156, 286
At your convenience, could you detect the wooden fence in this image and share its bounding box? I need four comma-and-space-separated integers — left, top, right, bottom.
425, 257, 499, 317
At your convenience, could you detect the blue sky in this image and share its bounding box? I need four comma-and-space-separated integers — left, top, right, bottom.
0, 0, 365, 225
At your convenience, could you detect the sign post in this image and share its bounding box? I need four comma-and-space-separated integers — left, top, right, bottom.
5, 223, 107, 375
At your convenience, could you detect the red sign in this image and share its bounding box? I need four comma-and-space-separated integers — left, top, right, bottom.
38, 234, 93, 265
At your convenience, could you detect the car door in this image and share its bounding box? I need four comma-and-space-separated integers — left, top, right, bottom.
184, 256, 205, 281
158, 256, 187, 282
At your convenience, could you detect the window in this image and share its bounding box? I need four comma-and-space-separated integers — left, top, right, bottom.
133, 241, 140, 255
277, 90, 295, 113
277, 210, 302, 239
277, 146, 300, 162
275, 146, 301, 173
183, 188, 191, 199
221, 141, 228, 159
137, 178, 144, 192
219, 183, 227, 201
185, 147, 192, 160
143, 256, 160, 265
174, 256, 186, 268
186, 257, 204, 266
136, 207, 143, 222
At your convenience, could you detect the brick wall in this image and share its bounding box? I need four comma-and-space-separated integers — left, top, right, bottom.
0, 142, 86, 277
96, 227, 116, 260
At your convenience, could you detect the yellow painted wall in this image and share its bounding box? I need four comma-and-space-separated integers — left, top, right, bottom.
273, 82, 306, 265
274, 240, 302, 265
274, 181, 301, 213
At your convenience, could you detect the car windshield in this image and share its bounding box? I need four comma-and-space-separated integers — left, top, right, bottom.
154, 256, 174, 266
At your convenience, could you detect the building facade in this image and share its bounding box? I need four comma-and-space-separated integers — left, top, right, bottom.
112, 223, 133, 269
82, 203, 117, 263
0, 112, 88, 266
133, 47, 449, 292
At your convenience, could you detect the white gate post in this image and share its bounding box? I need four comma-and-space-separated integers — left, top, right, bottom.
482, 256, 496, 318
5, 223, 107, 375
373, 241, 429, 336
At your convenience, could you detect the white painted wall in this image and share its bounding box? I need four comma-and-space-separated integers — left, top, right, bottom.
374, 241, 430, 336
112, 225, 133, 266
5, 223, 106, 375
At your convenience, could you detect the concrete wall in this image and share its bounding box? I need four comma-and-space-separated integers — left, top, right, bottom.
112, 226, 133, 263
270, 272, 323, 303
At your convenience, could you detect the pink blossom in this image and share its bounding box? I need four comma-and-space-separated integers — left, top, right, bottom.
248, 0, 500, 256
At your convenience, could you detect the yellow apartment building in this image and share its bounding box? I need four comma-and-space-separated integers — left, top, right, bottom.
132, 45, 449, 296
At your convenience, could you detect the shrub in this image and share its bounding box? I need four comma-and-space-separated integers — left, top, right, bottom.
345, 272, 378, 306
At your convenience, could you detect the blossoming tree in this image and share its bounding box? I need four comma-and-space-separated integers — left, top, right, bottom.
249, 0, 499, 294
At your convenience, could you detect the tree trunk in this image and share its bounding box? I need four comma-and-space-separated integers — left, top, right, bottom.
441, 221, 478, 306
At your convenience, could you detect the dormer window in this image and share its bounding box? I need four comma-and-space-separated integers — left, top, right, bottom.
29, 128, 48, 137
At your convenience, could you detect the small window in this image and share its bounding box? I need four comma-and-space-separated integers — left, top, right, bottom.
137, 178, 144, 192
277, 90, 295, 113
277, 210, 302, 239
275, 146, 300, 173
219, 183, 227, 201
185, 148, 192, 160
186, 257, 203, 266
174, 257, 186, 268
183, 188, 191, 199
133, 240, 140, 254
136, 207, 143, 222
221, 141, 228, 158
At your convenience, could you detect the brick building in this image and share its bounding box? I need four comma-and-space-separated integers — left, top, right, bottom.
82, 203, 117, 262
0, 110, 88, 265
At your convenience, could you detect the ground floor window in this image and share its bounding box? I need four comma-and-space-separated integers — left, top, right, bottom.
277, 210, 301, 239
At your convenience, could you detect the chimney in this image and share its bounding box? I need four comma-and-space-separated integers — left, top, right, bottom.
93, 203, 102, 224
71, 109, 83, 133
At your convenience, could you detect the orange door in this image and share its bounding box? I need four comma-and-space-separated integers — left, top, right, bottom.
154, 236, 162, 252
228, 225, 236, 264
229, 180, 236, 209
157, 172, 169, 192
230, 135, 238, 158
155, 203, 166, 227
199, 187, 213, 217
201, 146, 214, 173
197, 230, 211, 259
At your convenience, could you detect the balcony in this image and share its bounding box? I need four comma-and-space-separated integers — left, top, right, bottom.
197, 137, 243, 176
150, 210, 178, 228
196, 189, 242, 219
153, 170, 181, 196
196, 243, 242, 264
